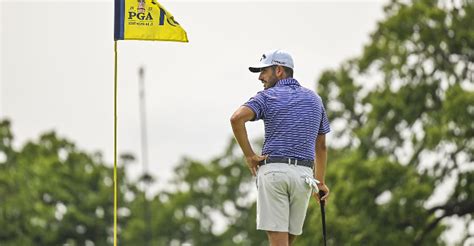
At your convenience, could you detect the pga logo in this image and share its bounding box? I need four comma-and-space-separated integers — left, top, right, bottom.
127, 0, 180, 26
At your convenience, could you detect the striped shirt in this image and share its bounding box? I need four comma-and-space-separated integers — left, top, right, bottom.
244, 78, 330, 160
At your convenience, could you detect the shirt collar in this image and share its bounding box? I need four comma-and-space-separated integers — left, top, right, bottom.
275, 78, 300, 87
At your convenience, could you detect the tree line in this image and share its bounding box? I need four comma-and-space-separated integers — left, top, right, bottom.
1, 0, 472, 245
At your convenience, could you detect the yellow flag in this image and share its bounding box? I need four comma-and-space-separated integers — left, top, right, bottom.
114, 0, 188, 42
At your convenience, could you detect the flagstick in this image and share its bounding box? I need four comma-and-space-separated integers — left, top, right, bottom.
113, 40, 118, 246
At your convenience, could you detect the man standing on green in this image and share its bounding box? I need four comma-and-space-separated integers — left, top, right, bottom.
230, 49, 330, 246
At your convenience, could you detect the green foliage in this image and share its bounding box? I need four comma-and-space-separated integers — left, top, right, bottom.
134, 0, 473, 244
0, 119, 136, 245
122, 139, 268, 245
314, 0, 474, 244
1, 0, 472, 245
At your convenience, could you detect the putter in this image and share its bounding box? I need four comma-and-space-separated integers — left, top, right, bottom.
319, 190, 327, 246
304, 177, 326, 245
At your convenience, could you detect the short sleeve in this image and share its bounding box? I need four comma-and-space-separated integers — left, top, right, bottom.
318, 103, 331, 134
244, 91, 267, 121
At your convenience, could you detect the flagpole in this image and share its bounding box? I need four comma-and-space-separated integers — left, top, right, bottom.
113, 1, 188, 245
113, 40, 118, 246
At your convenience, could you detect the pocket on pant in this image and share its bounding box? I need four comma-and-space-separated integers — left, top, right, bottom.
263, 170, 286, 183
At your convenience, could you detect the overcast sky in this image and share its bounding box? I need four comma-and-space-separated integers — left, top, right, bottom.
1, 1, 469, 244
1, 0, 389, 183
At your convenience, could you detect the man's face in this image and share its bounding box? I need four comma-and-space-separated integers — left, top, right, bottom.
258, 66, 278, 89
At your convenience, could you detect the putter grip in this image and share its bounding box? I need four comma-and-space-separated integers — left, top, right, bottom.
319, 190, 326, 205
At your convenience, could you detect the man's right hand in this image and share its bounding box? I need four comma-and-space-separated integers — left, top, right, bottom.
314, 183, 330, 204
245, 154, 267, 176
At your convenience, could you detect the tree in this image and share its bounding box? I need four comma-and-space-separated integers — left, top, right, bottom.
2, 0, 472, 244
122, 139, 268, 245
124, 1, 473, 245
0, 119, 138, 245
310, 0, 473, 244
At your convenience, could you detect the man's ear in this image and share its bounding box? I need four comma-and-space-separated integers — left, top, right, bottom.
280, 66, 287, 78
276, 66, 283, 77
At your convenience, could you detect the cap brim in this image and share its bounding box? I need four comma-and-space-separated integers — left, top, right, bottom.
249, 64, 272, 73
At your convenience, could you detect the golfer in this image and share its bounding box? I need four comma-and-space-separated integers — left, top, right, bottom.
230, 49, 330, 246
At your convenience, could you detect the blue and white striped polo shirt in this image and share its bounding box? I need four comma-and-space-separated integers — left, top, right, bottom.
244, 78, 330, 160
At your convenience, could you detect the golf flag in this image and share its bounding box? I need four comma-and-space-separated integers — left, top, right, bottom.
114, 0, 188, 42
113, 1, 187, 245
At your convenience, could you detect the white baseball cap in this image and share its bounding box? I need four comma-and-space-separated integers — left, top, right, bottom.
249, 49, 294, 73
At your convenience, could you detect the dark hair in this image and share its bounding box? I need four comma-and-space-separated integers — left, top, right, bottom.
271, 66, 294, 78
283, 66, 293, 78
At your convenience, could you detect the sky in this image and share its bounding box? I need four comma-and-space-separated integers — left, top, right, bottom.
1, 0, 387, 183
1, 1, 469, 244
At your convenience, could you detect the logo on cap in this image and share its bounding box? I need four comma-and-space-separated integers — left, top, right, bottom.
260, 54, 266, 61
272, 60, 286, 65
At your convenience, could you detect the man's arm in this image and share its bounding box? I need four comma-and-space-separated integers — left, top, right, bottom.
315, 134, 329, 202
230, 106, 267, 176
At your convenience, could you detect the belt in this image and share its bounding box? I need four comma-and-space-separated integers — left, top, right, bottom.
259, 157, 314, 168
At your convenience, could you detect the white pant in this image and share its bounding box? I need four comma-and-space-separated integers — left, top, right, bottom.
256, 163, 313, 235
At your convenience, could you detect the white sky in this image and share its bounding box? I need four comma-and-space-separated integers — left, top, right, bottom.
1, 0, 387, 182
1, 1, 469, 244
